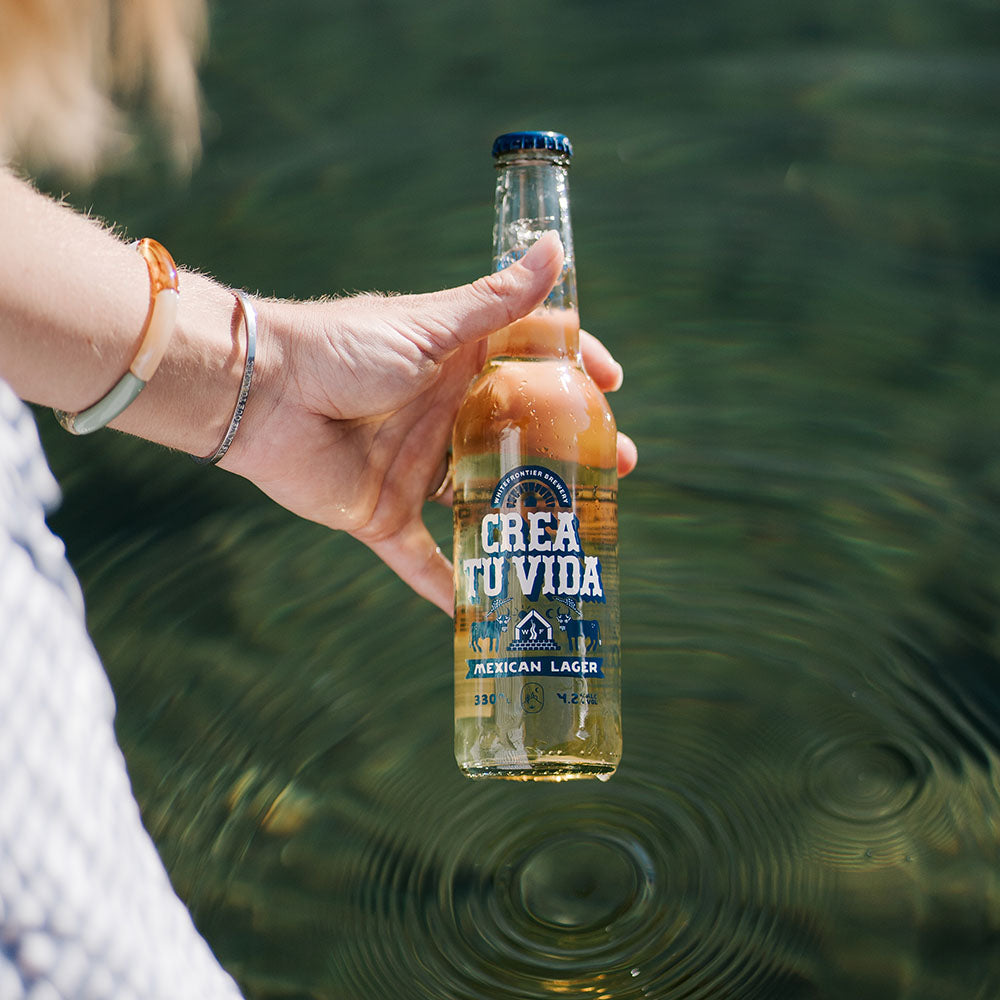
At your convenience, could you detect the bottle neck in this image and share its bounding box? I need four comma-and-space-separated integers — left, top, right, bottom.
488, 150, 579, 361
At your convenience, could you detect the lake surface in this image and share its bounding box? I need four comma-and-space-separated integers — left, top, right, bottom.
39, 1, 1000, 996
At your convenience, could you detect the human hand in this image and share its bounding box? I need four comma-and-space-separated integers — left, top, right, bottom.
222, 231, 638, 614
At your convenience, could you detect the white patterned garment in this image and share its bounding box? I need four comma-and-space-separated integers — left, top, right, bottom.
0, 379, 243, 999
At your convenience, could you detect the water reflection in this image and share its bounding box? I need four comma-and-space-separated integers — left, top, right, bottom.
37, 0, 1000, 996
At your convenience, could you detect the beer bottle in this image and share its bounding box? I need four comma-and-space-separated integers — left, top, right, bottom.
452, 131, 621, 780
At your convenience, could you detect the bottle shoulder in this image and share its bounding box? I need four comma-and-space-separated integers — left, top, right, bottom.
460, 358, 612, 412
454, 358, 616, 468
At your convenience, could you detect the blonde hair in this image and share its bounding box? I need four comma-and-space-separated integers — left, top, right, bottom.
0, 0, 207, 179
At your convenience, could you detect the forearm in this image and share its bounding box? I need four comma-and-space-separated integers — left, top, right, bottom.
0, 169, 253, 458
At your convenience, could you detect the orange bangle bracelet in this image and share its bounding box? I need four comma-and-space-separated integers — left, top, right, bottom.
54, 238, 179, 435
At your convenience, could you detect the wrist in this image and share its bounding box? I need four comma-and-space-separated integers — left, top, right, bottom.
108, 270, 249, 457
213, 294, 288, 475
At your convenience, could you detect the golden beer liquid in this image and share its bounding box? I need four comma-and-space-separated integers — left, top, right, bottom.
452, 309, 621, 780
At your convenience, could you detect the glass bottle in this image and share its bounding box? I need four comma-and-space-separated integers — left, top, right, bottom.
452, 131, 621, 780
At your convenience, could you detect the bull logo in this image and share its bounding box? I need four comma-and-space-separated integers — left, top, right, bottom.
469, 613, 511, 652
555, 612, 602, 652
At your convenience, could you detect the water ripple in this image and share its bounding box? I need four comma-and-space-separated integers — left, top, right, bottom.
81, 504, 1000, 998
327, 712, 824, 1000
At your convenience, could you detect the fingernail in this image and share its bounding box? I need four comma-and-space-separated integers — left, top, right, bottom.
609, 360, 624, 391
521, 230, 563, 272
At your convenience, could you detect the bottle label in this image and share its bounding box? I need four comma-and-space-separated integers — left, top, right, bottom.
459, 465, 610, 681
459, 465, 607, 606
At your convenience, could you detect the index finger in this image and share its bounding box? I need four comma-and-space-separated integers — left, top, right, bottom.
580, 328, 624, 392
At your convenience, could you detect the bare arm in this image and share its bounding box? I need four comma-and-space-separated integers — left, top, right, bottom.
0, 170, 250, 457
0, 169, 637, 612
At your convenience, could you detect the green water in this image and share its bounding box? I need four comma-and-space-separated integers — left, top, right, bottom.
36, 0, 1000, 996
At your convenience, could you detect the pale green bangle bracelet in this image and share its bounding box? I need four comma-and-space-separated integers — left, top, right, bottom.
54, 239, 257, 467
54, 238, 179, 435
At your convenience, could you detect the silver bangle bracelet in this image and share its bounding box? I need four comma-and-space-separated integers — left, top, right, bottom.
191, 290, 256, 465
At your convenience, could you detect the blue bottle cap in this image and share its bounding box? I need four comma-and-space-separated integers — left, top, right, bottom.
492, 131, 573, 158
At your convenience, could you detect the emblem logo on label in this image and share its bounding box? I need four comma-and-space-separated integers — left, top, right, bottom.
491, 465, 572, 509
509, 608, 558, 650
521, 682, 544, 713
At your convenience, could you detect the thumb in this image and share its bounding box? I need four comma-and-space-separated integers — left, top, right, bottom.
420, 230, 564, 350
